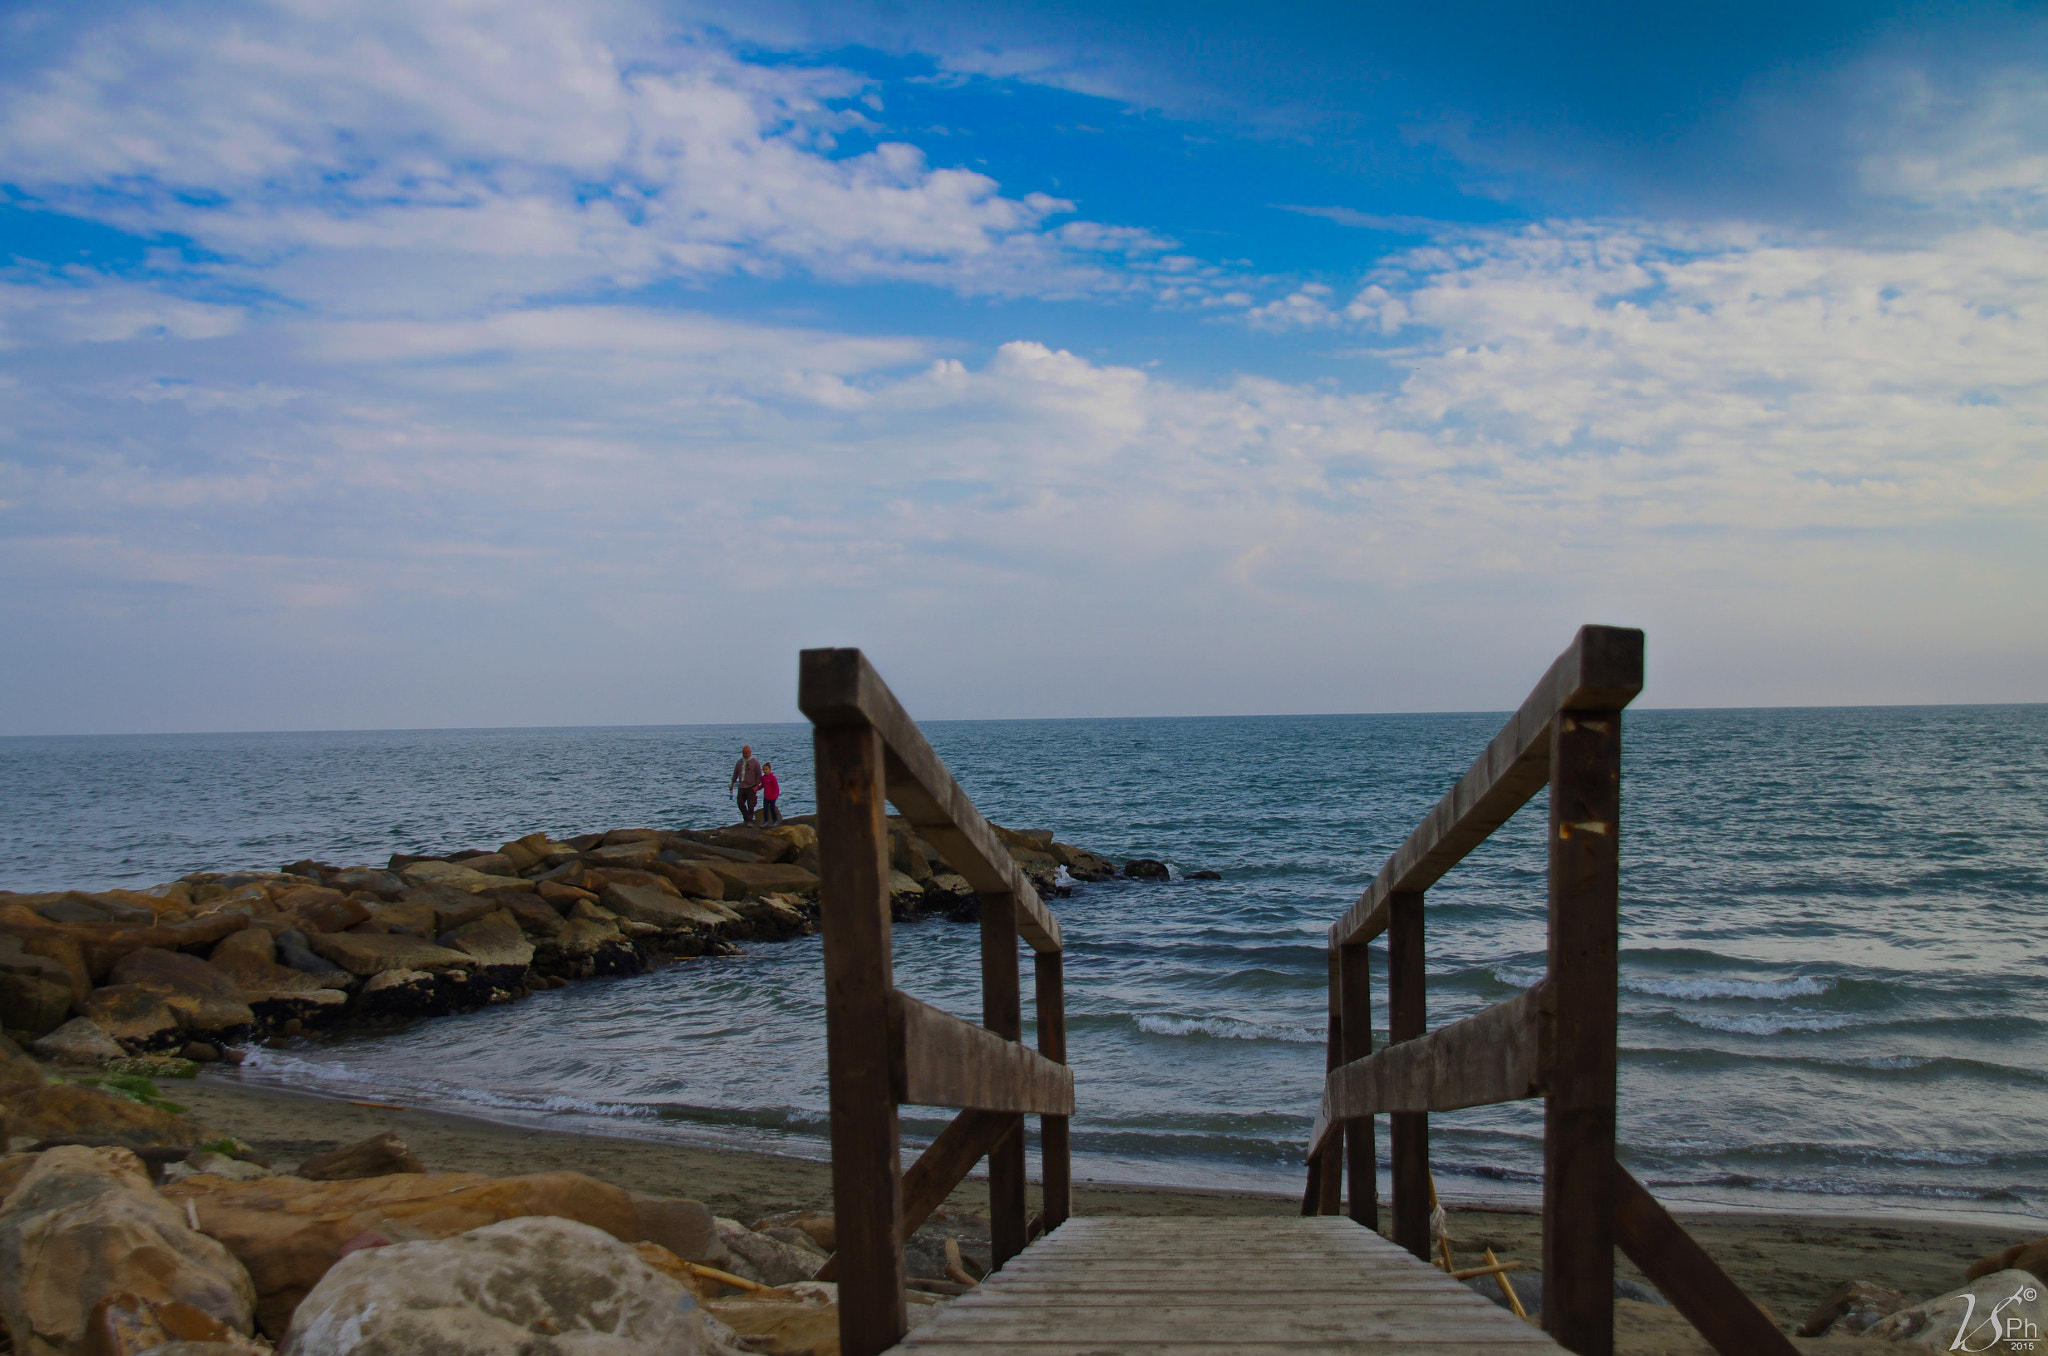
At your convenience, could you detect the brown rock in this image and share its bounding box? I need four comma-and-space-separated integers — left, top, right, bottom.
600, 883, 738, 932
694, 861, 821, 900
496, 833, 552, 871
631, 1194, 729, 1265
535, 879, 597, 909
586, 840, 663, 869
1968, 1236, 2048, 1285
601, 828, 665, 846
0, 1081, 200, 1147
272, 887, 369, 936
82, 985, 183, 1051
399, 861, 535, 895
324, 867, 405, 899
454, 853, 520, 878
209, 928, 274, 967
495, 894, 565, 938
306, 932, 470, 978
2, 1030, 46, 1083
441, 912, 534, 986
108, 948, 255, 1038
708, 826, 795, 863
296, 1131, 427, 1181
161, 1168, 641, 1338
0, 1146, 256, 1354
30, 1017, 125, 1064
0, 933, 75, 1035
646, 860, 726, 899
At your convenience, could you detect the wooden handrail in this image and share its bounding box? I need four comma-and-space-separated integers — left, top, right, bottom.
802, 647, 1071, 1356
801, 647, 1061, 953
1308, 981, 1551, 1153
1330, 625, 1643, 950
1303, 625, 1793, 1356
890, 990, 1076, 1114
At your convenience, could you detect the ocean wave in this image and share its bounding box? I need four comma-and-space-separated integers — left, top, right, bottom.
1626, 975, 1833, 1001
1675, 1011, 1856, 1035
1133, 1014, 1324, 1044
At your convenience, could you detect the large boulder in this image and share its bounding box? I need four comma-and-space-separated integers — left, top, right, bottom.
0, 1081, 201, 1147
1051, 842, 1116, 881
600, 884, 739, 933
361, 898, 437, 936
0, 934, 75, 1035
271, 887, 369, 936
324, 867, 405, 899
440, 911, 534, 989
0, 908, 247, 984
207, 929, 350, 1027
586, 840, 664, 869
1971, 1237, 2048, 1286
2, 1032, 45, 1084
30, 1017, 125, 1064
399, 861, 535, 895
644, 860, 728, 899
1866, 1268, 2048, 1347
713, 1217, 825, 1287
272, 931, 353, 988
0, 1145, 256, 1355
306, 932, 470, 978
82, 985, 184, 1051
279, 1215, 727, 1356
550, 909, 642, 978
497, 893, 567, 937
352, 968, 446, 1022
693, 861, 820, 901
161, 1169, 642, 1337
108, 949, 255, 1039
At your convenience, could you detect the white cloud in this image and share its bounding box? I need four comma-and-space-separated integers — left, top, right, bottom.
0, 0, 1194, 310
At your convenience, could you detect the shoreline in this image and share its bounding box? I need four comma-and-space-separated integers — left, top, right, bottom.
218, 1059, 2047, 1236
169, 1072, 2033, 1354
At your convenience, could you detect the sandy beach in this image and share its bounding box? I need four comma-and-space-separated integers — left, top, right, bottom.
172, 1073, 2031, 1355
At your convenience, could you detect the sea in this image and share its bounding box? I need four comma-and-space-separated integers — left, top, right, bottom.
3, 705, 2044, 1222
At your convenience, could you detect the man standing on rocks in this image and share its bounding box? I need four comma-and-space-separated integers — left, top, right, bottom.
729, 744, 764, 825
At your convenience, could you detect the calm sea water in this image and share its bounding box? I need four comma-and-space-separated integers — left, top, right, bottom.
3, 706, 2044, 1219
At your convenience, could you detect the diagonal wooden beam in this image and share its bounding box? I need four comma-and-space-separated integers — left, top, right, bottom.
817, 1107, 1014, 1283
1614, 1163, 1799, 1356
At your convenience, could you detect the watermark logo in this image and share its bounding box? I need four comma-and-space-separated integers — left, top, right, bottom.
1952, 1281, 2041, 1352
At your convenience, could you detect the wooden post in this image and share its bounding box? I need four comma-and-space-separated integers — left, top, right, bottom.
814, 722, 909, 1356
1543, 710, 1623, 1356
1388, 889, 1429, 1260
1315, 948, 1344, 1214
1035, 948, 1071, 1234
1340, 940, 1377, 1229
981, 890, 1027, 1269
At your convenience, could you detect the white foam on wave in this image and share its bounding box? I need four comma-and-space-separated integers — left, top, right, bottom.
1489, 963, 1546, 988
1679, 1011, 1855, 1036
1628, 975, 1833, 1001
1134, 1015, 1324, 1044
239, 1047, 656, 1120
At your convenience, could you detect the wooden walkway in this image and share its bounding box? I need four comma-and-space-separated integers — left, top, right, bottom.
889, 1217, 1565, 1354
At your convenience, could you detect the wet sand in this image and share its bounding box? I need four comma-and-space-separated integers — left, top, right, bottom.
176, 1075, 2032, 1355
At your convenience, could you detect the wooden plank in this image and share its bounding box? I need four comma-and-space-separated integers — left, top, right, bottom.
818, 1107, 1014, 1283
890, 990, 1076, 1115
1330, 626, 1643, 949
982, 891, 1026, 1268
890, 1217, 1567, 1353
1310, 981, 1551, 1151
798, 648, 1060, 954
1387, 889, 1430, 1262
1614, 1165, 1798, 1356
1339, 939, 1376, 1229
1543, 709, 1623, 1356
814, 721, 909, 1356
1035, 949, 1071, 1233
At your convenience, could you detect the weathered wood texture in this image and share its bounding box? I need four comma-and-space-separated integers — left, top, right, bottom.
1387, 889, 1430, 1263
816, 1108, 1015, 1283
1311, 948, 1344, 1214
1613, 1165, 1800, 1356
799, 647, 1060, 953
1313, 981, 1551, 1154
1035, 949, 1071, 1232
1330, 627, 1643, 949
1543, 710, 1623, 1356
814, 721, 910, 1356
891, 1216, 1565, 1353
1339, 940, 1377, 1230
981, 891, 1027, 1268
889, 990, 1076, 1115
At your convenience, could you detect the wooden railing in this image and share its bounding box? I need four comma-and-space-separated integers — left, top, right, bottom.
1302, 625, 1797, 1356
800, 648, 1073, 1356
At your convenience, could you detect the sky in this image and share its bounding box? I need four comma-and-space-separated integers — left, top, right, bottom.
1, 0, 2044, 734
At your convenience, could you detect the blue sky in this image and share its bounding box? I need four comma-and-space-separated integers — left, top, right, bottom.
1, 0, 2044, 733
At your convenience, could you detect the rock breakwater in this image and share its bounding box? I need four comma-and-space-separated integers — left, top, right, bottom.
0, 818, 1123, 1053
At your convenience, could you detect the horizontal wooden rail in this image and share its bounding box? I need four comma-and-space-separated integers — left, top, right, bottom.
800, 648, 1060, 953
1330, 625, 1642, 949
890, 990, 1076, 1115
1310, 982, 1552, 1156
1615, 1164, 1799, 1356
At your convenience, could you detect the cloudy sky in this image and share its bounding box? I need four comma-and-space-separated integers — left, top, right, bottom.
2, 0, 2043, 733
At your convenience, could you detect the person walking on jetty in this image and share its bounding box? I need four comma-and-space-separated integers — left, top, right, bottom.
760, 762, 782, 825
729, 745, 764, 825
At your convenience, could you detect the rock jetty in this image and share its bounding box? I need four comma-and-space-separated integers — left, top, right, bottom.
0, 818, 1124, 1054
